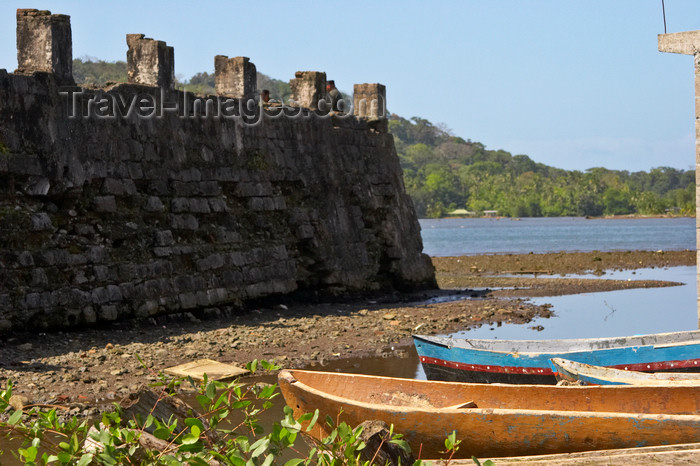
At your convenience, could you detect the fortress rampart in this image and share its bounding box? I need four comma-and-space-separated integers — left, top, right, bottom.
0, 9, 435, 333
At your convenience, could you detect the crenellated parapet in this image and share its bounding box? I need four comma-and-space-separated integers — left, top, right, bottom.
0, 8, 435, 333
11, 9, 388, 121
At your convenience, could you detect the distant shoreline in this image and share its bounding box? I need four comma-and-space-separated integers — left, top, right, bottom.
425, 214, 694, 220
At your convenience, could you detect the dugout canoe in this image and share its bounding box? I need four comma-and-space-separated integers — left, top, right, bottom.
413, 330, 700, 384
278, 369, 700, 459
550, 357, 700, 386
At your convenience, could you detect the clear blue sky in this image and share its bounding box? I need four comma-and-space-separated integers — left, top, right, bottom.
1, 1, 699, 172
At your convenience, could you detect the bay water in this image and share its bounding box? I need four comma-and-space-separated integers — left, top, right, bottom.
419, 216, 695, 256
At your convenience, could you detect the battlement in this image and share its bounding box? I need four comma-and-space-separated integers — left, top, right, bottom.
10, 9, 387, 119
0, 9, 433, 333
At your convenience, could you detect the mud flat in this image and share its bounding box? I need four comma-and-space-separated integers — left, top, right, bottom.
0, 250, 694, 411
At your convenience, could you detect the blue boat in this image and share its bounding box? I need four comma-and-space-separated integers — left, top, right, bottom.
413, 330, 700, 384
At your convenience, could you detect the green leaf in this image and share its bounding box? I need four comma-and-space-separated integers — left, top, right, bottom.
153, 426, 172, 440
196, 394, 211, 409
258, 384, 276, 399
186, 457, 210, 466
57, 451, 73, 463
250, 437, 270, 458
7, 409, 22, 425
284, 459, 305, 466
177, 442, 204, 453
182, 433, 200, 445
185, 417, 205, 432
306, 409, 319, 431
247, 360, 259, 374
261, 360, 281, 371
77, 454, 94, 466
390, 438, 411, 453
20, 445, 38, 462
206, 381, 217, 400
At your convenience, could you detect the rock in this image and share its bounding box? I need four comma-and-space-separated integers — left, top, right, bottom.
357, 420, 415, 466
9, 394, 29, 410
382, 312, 397, 320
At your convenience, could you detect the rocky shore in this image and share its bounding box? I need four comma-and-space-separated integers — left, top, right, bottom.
0, 249, 694, 412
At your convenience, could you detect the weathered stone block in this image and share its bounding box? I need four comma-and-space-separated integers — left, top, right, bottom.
290, 71, 326, 110
30, 213, 52, 231
208, 198, 229, 213
126, 34, 174, 89
196, 253, 224, 272
145, 196, 165, 212
170, 214, 199, 230
189, 198, 211, 213
179, 292, 198, 309
94, 195, 117, 212
98, 305, 118, 321
16, 9, 74, 84
214, 55, 256, 100
154, 230, 174, 246
353, 83, 386, 120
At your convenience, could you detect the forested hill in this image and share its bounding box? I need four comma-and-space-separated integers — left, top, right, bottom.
72, 59, 694, 219
390, 115, 694, 218
72, 57, 292, 101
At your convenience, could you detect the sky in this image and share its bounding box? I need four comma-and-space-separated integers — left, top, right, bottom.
0, 0, 699, 173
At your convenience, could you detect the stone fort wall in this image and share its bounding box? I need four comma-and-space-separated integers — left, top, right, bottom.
0, 9, 435, 333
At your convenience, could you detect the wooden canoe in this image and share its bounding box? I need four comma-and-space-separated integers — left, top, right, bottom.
550, 357, 700, 386
278, 369, 700, 459
413, 330, 700, 384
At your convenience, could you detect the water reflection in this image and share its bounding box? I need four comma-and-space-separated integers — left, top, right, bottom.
451, 266, 697, 340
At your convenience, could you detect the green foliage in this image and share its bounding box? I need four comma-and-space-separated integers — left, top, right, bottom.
257, 74, 292, 104
72, 57, 128, 87
0, 360, 432, 465
390, 114, 695, 218
72, 58, 291, 103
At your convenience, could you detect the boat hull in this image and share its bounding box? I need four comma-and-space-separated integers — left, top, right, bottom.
551, 357, 700, 386
414, 331, 700, 384
278, 369, 700, 459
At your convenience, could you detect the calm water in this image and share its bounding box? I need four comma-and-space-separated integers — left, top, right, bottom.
420, 217, 695, 256
452, 266, 698, 341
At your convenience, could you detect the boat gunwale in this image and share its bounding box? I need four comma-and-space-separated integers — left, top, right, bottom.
413, 330, 700, 354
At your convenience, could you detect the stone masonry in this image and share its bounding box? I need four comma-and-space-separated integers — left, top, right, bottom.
15, 9, 73, 85
214, 56, 256, 101
659, 31, 700, 327
0, 10, 435, 333
290, 71, 326, 110
126, 34, 175, 89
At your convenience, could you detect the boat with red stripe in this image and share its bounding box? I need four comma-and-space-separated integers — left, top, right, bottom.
413, 330, 700, 384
